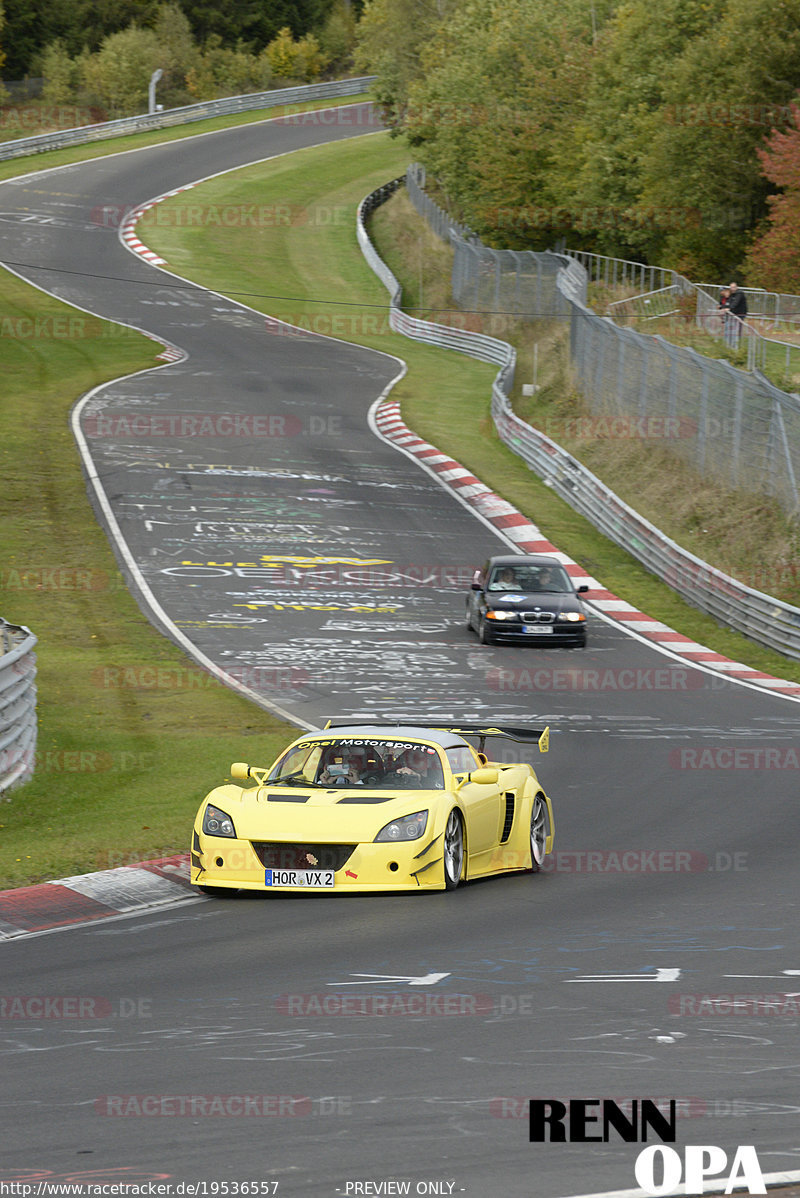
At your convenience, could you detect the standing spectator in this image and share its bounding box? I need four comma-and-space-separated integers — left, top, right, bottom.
726, 282, 748, 344
716, 287, 730, 337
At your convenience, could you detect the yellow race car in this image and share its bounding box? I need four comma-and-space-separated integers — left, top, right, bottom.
191, 722, 554, 894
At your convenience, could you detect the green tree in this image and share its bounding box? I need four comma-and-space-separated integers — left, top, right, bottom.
40, 39, 78, 105
573, 0, 718, 258
318, 0, 356, 73
402, 0, 612, 245
152, 2, 199, 104
185, 34, 269, 99
80, 25, 162, 117
354, 0, 451, 129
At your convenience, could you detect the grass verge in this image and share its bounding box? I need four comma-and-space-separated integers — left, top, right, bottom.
0, 268, 295, 889
0, 101, 380, 890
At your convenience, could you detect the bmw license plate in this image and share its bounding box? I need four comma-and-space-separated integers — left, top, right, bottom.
265, 868, 335, 888
523, 625, 553, 634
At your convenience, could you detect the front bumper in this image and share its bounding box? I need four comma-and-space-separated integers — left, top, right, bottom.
487, 621, 586, 645
191, 829, 447, 893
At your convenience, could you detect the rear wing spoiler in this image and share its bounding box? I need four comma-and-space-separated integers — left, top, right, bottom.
323, 721, 550, 754
432, 724, 550, 754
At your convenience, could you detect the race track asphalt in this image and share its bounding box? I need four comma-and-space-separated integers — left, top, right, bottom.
1, 105, 799, 1198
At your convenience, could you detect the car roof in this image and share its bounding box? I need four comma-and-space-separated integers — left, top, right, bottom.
487, 554, 562, 567
295, 725, 473, 751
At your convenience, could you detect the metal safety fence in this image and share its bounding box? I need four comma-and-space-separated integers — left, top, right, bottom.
0, 618, 37, 795
358, 173, 800, 661
0, 76, 377, 161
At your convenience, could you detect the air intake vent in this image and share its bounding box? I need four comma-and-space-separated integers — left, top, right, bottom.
500, 793, 515, 843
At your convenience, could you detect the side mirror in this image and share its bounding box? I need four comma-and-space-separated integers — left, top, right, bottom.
466, 767, 499, 785
230, 762, 251, 781
471, 581, 482, 591
577, 585, 589, 594
471, 569, 483, 591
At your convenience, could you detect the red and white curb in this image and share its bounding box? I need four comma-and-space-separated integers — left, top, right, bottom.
119, 184, 197, 266
0, 854, 195, 940
374, 401, 800, 699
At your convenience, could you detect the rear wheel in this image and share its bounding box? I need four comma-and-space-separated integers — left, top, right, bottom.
443, 810, 464, 890
529, 795, 550, 872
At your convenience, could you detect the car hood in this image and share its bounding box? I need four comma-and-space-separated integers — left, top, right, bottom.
484, 591, 582, 613
207, 784, 445, 841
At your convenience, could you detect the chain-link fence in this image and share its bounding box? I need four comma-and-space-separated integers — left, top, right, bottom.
406, 165, 800, 517
362, 169, 800, 659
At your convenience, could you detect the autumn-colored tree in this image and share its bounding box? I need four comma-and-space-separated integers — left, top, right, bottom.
744, 100, 800, 293
0, 3, 9, 105
638, 0, 800, 277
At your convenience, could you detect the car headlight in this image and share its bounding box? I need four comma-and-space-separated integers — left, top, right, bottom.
486, 610, 518, 621
556, 612, 586, 622
375, 811, 428, 842
202, 803, 237, 838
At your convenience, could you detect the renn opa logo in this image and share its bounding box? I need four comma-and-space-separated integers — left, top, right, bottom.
528, 1100, 766, 1195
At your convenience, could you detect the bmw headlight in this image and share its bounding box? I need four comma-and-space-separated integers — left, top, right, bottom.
202, 803, 237, 838
556, 612, 586, 622
486, 610, 518, 620
375, 811, 428, 842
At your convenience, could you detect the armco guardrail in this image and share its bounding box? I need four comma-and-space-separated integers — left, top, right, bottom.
358, 176, 800, 661
0, 76, 377, 161
0, 619, 38, 795
357, 180, 516, 390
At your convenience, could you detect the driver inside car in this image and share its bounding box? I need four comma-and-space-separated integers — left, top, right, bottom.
317, 745, 384, 787
385, 748, 445, 789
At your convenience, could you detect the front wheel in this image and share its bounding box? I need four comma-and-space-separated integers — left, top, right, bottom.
529, 794, 550, 872
197, 884, 237, 897
465, 603, 475, 633
478, 616, 495, 645
443, 810, 464, 890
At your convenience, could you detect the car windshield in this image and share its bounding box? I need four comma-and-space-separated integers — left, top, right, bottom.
487, 564, 571, 593
267, 738, 446, 789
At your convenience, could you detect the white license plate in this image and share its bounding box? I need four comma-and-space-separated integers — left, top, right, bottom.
523, 625, 553, 634
265, 869, 335, 888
